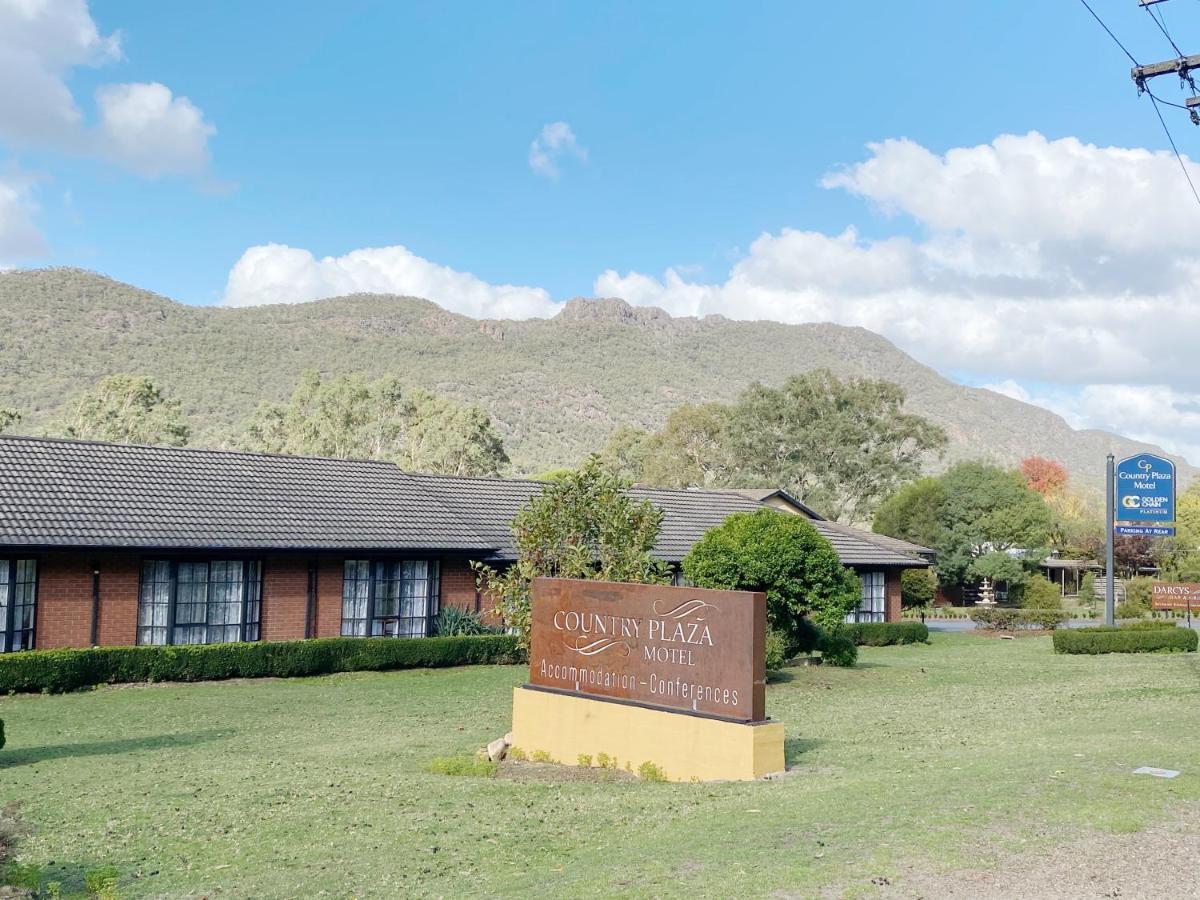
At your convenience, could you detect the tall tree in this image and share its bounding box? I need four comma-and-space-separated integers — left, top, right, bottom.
639, 403, 739, 488
727, 370, 947, 523
241, 370, 508, 475
64, 375, 190, 446
1019, 456, 1069, 495
872, 477, 945, 549
474, 457, 668, 651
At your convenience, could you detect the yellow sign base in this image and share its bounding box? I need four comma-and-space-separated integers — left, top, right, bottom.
510, 687, 785, 782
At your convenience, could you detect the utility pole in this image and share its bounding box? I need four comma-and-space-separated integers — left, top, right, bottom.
1130, 1, 1200, 122
1106, 454, 1116, 627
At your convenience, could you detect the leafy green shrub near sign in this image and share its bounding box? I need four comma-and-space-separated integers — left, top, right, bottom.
842, 621, 930, 646
1115, 600, 1151, 620
1053, 626, 1197, 655
0, 635, 520, 694
1123, 577, 1155, 613
1021, 575, 1063, 610
433, 606, 499, 637
971, 608, 1070, 631
764, 628, 788, 671
900, 568, 937, 609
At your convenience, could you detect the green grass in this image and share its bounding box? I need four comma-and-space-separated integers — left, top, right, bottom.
2, 633, 1199, 898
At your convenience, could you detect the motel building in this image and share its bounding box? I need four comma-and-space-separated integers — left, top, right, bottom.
0, 436, 932, 653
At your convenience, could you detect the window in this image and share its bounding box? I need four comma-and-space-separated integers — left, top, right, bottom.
341, 559, 441, 638
847, 570, 886, 623
0, 559, 37, 653
137, 560, 262, 646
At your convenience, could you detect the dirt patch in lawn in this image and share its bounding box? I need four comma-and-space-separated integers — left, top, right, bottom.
874, 802, 1200, 899
495, 759, 637, 784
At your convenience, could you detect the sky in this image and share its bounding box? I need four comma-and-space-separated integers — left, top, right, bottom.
4, 1, 1200, 462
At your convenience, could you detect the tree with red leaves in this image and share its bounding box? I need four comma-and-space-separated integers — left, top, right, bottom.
1020, 456, 1069, 495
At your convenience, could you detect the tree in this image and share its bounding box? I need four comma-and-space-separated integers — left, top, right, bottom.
934, 463, 1053, 589
64, 375, 190, 446
597, 424, 654, 483
474, 457, 668, 651
872, 477, 945, 549
639, 403, 739, 488
725, 371, 947, 523
682, 508, 861, 649
241, 370, 508, 475
0, 408, 21, 434
1019, 456, 1068, 495
900, 568, 937, 609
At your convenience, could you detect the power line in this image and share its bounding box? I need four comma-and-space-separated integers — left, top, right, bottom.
1148, 89, 1200, 206
1146, 3, 1187, 58
1078, 0, 1140, 64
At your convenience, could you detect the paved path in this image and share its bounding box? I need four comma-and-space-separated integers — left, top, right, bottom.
921, 617, 1199, 632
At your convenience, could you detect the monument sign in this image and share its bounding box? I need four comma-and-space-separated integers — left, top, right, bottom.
1151, 582, 1200, 610
528, 577, 766, 722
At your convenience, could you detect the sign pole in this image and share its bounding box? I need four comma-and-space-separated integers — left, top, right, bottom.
1106, 453, 1115, 626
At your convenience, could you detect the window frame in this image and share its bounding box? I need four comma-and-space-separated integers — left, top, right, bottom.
0, 557, 38, 653
341, 557, 442, 639
847, 570, 887, 624
137, 557, 263, 646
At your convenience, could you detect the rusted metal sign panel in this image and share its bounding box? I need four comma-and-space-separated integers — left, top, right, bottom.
528, 577, 767, 722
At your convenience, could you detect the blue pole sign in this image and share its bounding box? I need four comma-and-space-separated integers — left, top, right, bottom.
1114, 453, 1176, 537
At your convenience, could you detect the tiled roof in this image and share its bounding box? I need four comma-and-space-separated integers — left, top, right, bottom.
0, 435, 931, 568
0, 435, 493, 552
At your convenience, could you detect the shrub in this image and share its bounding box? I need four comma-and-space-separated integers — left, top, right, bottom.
530, 750, 553, 763
637, 761, 668, 782
1115, 600, 1148, 620
84, 865, 121, 900
971, 608, 1069, 631
577, 754, 593, 767
0, 634, 521, 694
433, 606, 498, 637
1081, 570, 1097, 601
1123, 577, 1155, 613
817, 630, 858, 667
1053, 627, 1197, 654
426, 756, 498, 777
900, 568, 937, 608
1021, 575, 1063, 610
842, 621, 930, 646
764, 628, 788, 671
0, 719, 4, 751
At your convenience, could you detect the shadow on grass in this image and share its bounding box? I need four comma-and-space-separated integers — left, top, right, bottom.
0, 729, 224, 768
784, 737, 825, 765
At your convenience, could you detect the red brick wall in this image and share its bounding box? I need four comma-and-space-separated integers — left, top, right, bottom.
261, 555, 311, 642
34, 552, 141, 649
314, 557, 344, 638
441, 559, 479, 613
886, 569, 902, 623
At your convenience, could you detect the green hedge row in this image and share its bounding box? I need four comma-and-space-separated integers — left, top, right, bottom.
972, 608, 1070, 631
1053, 627, 1197, 655
0, 635, 522, 694
842, 621, 930, 646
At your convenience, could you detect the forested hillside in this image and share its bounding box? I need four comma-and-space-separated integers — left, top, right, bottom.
0, 267, 1189, 492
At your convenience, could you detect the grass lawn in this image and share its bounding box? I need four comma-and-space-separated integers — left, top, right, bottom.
2, 632, 1199, 898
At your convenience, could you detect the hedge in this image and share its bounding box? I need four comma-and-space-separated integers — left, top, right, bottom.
971, 608, 1070, 631
842, 621, 930, 646
1053, 627, 1198, 655
0, 634, 521, 694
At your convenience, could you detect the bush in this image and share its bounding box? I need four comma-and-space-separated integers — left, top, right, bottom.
0, 719, 4, 751
1115, 600, 1149, 620
1081, 570, 1097, 600
764, 628, 788, 671
900, 568, 937, 609
1053, 626, 1198, 654
1021, 575, 1063, 610
842, 621, 930, 646
817, 630, 858, 667
1123, 577, 1155, 613
426, 755, 498, 777
0, 634, 521, 694
433, 606, 498, 637
971, 608, 1070, 631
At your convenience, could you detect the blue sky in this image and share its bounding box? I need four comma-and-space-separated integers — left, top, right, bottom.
5, 1, 1200, 460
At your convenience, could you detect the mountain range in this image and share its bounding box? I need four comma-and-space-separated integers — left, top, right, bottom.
0, 267, 1190, 496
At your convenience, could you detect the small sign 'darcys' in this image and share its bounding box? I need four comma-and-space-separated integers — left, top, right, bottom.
527, 577, 767, 722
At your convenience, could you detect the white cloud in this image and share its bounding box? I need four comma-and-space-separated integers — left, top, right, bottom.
222, 243, 557, 319
0, 0, 215, 177
593, 133, 1200, 393
529, 121, 586, 180
95, 82, 214, 177
0, 165, 45, 266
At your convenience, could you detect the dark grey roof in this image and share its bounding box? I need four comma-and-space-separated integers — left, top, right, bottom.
0, 435, 931, 568
0, 435, 493, 552
418, 476, 929, 568
711, 488, 825, 520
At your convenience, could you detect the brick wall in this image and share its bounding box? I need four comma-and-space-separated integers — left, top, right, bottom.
440, 559, 479, 613
314, 557, 344, 638
261, 555, 312, 642
886, 569, 903, 623
34, 552, 141, 649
